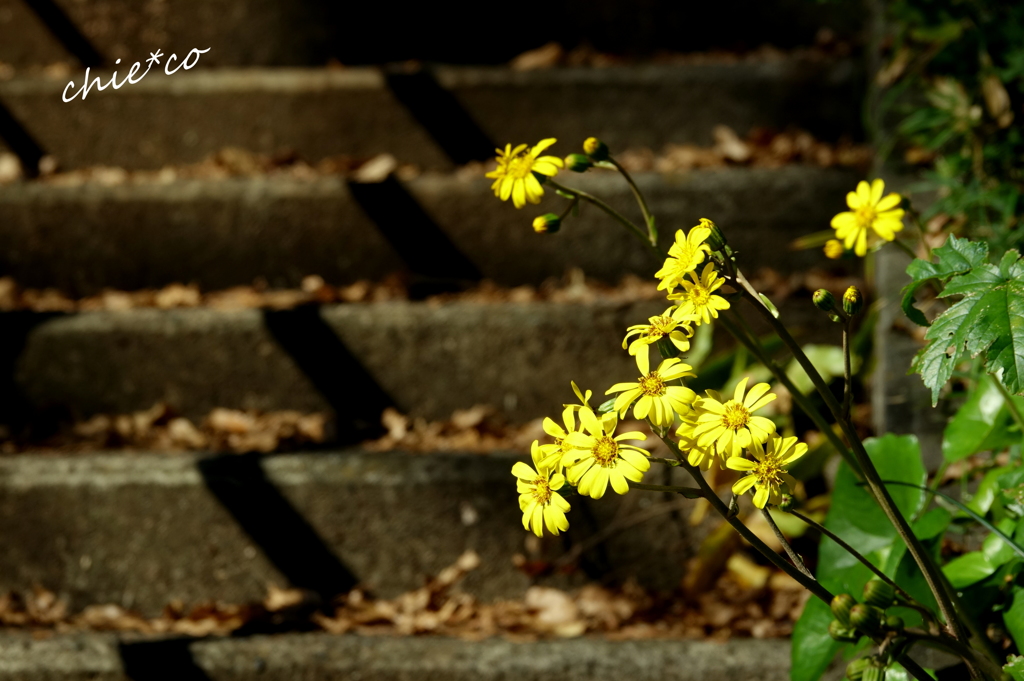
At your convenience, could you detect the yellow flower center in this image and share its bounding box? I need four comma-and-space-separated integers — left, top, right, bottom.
689, 284, 710, 307
646, 316, 676, 338
531, 476, 553, 504
592, 436, 619, 467
639, 371, 666, 397
855, 205, 877, 228
721, 401, 751, 430
506, 151, 536, 180
754, 457, 784, 487
555, 436, 573, 455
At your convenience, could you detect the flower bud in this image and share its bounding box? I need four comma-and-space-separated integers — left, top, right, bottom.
564, 153, 593, 173
849, 604, 884, 636
831, 593, 856, 625
846, 658, 872, 681
862, 667, 885, 681
862, 579, 895, 608
700, 218, 727, 251
813, 289, 837, 313
583, 137, 610, 161
843, 286, 863, 316
829, 619, 859, 642
884, 615, 904, 632
824, 239, 845, 260
778, 493, 795, 511
533, 214, 561, 234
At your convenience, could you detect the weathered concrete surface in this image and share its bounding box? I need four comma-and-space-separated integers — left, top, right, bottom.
0, 167, 860, 293
13, 298, 836, 425
0, 632, 817, 681
0, 62, 861, 170
0, 451, 711, 615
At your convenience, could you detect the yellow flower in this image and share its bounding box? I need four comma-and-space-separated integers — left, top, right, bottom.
667, 263, 731, 325
676, 411, 724, 470
692, 377, 777, 458
536, 404, 580, 473
513, 442, 572, 536
485, 139, 564, 209
622, 309, 696, 356
830, 179, 905, 257
605, 350, 696, 429
726, 435, 807, 509
654, 225, 712, 292
564, 407, 651, 499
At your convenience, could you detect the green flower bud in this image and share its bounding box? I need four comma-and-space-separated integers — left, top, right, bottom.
862, 667, 885, 681
831, 594, 856, 625
583, 137, 610, 161
829, 619, 859, 642
846, 658, 872, 681
701, 218, 727, 251
843, 286, 863, 316
778, 493, 795, 511
884, 615, 904, 632
564, 153, 593, 173
862, 579, 896, 609
849, 604, 884, 636
814, 289, 837, 313
532, 214, 561, 234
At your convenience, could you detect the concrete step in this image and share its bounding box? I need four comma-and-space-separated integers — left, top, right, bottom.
0, 61, 862, 170
0, 632, 808, 681
0, 0, 859, 68
0, 449, 710, 615
7, 298, 838, 429
0, 167, 860, 294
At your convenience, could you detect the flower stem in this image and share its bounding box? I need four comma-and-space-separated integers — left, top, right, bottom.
992, 371, 1024, 433
608, 157, 657, 246
842, 317, 853, 423
730, 269, 971, 646
760, 507, 814, 579
547, 179, 660, 258
627, 481, 704, 498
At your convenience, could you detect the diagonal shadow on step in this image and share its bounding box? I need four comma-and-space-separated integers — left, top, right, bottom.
0, 100, 46, 179
118, 638, 212, 681
347, 175, 481, 298
197, 452, 359, 602
384, 65, 495, 166
263, 304, 395, 441
23, 0, 105, 67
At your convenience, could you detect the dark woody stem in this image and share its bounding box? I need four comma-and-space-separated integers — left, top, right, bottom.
760, 506, 814, 579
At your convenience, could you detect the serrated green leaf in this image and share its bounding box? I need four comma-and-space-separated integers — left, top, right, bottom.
902, 234, 989, 326
942, 374, 1017, 462
912, 246, 1024, 404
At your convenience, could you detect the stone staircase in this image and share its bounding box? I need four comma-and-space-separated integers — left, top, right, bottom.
0, 1, 864, 678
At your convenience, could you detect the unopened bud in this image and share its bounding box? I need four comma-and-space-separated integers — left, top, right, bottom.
533, 214, 561, 234
846, 658, 872, 681
778, 493, 795, 511
849, 604, 884, 636
583, 137, 610, 161
824, 239, 845, 259
862, 579, 895, 608
831, 594, 856, 625
701, 218, 727, 251
829, 619, 859, 642
843, 286, 864, 316
862, 667, 885, 681
813, 289, 837, 313
564, 153, 593, 173
884, 615, 904, 632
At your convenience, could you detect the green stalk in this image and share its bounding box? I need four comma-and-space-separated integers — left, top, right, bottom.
991, 372, 1024, 434
608, 157, 658, 245
761, 506, 813, 579
547, 179, 660, 258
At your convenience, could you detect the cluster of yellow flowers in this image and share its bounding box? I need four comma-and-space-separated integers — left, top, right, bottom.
491, 141, 811, 537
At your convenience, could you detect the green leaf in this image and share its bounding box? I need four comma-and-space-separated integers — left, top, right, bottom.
1005, 587, 1024, 652
983, 518, 1021, 567
1005, 655, 1024, 681
968, 465, 1014, 515
942, 374, 1017, 462
902, 234, 989, 327
785, 345, 850, 396
942, 552, 997, 588
911, 244, 1024, 404
914, 508, 952, 540
790, 597, 842, 681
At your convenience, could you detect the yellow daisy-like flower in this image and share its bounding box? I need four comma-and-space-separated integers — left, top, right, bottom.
564, 407, 651, 499
676, 410, 725, 471
605, 350, 697, 429
622, 309, 696, 356
726, 435, 807, 509
485, 139, 564, 209
536, 404, 580, 473
654, 225, 712, 292
667, 263, 731, 325
513, 441, 571, 536
692, 377, 777, 458
830, 179, 905, 257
